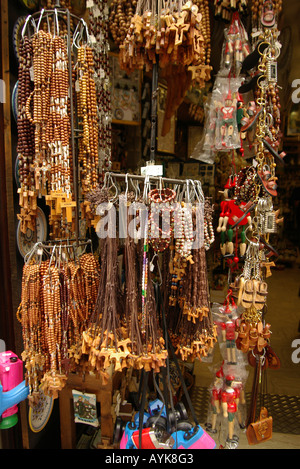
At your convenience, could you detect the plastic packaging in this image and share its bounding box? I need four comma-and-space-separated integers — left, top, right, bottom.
202, 77, 243, 153
219, 12, 251, 77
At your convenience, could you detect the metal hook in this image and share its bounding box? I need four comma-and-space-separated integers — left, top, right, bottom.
131, 178, 140, 201
72, 18, 90, 50
195, 180, 205, 203
49, 244, 57, 269
186, 179, 191, 204
143, 175, 150, 202
159, 176, 163, 197
53, 8, 60, 38
36, 8, 45, 33
22, 15, 37, 38
125, 173, 129, 198
108, 173, 119, 203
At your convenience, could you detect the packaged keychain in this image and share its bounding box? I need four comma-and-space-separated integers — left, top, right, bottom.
220, 12, 251, 77
203, 77, 242, 152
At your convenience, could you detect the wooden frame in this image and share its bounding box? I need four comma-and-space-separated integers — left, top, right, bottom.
59, 373, 114, 449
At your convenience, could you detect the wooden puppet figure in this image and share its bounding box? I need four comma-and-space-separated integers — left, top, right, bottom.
208, 367, 224, 433
217, 176, 252, 257
221, 375, 239, 441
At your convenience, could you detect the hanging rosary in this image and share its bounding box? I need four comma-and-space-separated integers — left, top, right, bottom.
17, 243, 100, 402
88, 0, 112, 177
76, 44, 99, 196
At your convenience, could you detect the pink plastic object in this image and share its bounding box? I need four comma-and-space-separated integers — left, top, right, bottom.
177, 431, 216, 449
0, 351, 23, 418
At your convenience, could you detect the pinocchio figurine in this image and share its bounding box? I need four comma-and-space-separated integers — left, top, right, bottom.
221, 314, 238, 365
207, 366, 224, 434
217, 175, 252, 258
221, 374, 239, 442
219, 90, 237, 148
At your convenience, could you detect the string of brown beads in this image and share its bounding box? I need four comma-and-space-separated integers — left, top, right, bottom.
76, 45, 99, 195
88, 0, 112, 178
31, 30, 53, 172
17, 249, 101, 402
46, 34, 72, 196
17, 36, 35, 191
39, 0, 73, 35
193, 0, 211, 67
17, 35, 37, 234
109, 0, 137, 46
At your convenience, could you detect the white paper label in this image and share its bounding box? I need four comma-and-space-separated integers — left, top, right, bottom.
141, 165, 164, 177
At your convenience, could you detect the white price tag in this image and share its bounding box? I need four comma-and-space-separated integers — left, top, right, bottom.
94, 6, 101, 17
30, 66, 34, 81
141, 165, 164, 177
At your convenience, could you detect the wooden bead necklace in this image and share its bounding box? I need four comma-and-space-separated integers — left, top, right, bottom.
203, 197, 215, 250
76, 44, 99, 196
149, 187, 176, 204
88, 0, 112, 177
17, 246, 100, 402
193, 0, 211, 68
174, 202, 194, 262
46, 34, 72, 196
31, 30, 53, 164
109, 0, 137, 46
148, 187, 176, 252
17, 35, 37, 235
21, 27, 76, 240
41, 263, 68, 399
17, 36, 35, 189
17, 262, 45, 405
67, 253, 101, 369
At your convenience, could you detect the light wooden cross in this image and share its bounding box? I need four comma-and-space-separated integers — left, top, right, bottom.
261, 260, 275, 278
173, 15, 190, 47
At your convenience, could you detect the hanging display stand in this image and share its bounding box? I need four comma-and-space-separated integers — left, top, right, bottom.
21, 2, 91, 246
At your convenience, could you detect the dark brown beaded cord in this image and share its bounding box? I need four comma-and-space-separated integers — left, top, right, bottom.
88, 0, 112, 177
17, 36, 35, 189
109, 0, 136, 46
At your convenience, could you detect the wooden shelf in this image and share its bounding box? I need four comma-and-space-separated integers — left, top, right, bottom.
59, 373, 114, 449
